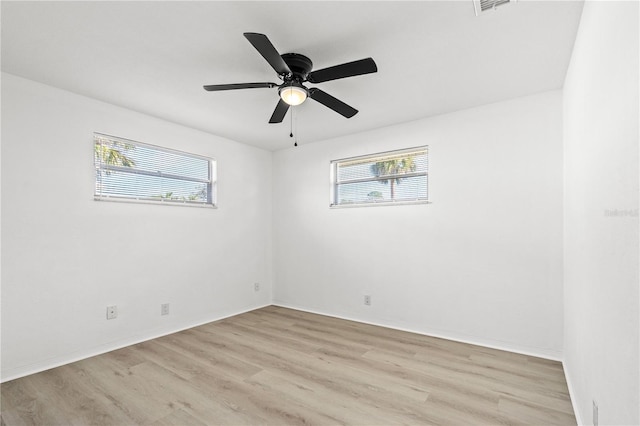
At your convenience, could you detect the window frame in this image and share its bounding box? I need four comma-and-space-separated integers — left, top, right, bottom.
330, 146, 429, 208
94, 133, 217, 208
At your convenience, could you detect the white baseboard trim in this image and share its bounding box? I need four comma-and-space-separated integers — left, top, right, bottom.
1, 303, 271, 383
562, 361, 584, 425
272, 301, 563, 362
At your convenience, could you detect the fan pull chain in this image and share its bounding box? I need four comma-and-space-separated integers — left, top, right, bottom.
294, 108, 298, 147
290, 107, 293, 139
289, 107, 298, 147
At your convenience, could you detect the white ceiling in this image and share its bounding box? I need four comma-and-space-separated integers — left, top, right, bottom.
1, 1, 583, 151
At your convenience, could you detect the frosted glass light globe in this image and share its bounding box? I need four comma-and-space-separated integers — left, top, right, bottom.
280, 85, 307, 106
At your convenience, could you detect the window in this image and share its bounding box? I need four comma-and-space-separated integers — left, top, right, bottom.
331, 146, 428, 207
94, 133, 216, 207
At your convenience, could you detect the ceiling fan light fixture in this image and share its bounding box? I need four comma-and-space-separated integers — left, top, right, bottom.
279, 84, 307, 106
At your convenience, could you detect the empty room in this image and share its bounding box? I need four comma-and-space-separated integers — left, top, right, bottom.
1, 1, 638, 425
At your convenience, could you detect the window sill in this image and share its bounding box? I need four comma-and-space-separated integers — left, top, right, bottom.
94, 196, 217, 209
330, 200, 431, 209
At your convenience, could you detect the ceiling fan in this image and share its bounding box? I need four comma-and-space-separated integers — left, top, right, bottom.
203, 33, 378, 123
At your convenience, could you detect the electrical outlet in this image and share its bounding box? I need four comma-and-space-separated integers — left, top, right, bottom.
593, 400, 598, 426
161, 303, 170, 316
364, 295, 371, 306
254, 283, 260, 292
106, 305, 117, 320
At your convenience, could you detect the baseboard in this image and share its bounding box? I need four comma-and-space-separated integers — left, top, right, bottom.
272, 301, 563, 362
563, 361, 584, 425
1, 303, 271, 383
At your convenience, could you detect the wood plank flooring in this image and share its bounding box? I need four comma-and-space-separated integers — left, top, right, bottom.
1, 306, 576, 425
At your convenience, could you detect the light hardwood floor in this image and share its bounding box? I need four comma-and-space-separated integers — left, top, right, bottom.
1, 306, 576, 425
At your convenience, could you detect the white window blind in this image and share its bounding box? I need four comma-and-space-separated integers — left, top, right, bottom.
331, 146, 428, 207
94, 133, 216, 207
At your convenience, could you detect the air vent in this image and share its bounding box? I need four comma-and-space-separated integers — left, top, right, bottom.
473, 0, 516, 15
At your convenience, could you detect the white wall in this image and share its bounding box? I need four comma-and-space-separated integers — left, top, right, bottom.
563, 1, 639, 425
273, 91, 564, 359
0, 73, 273, 381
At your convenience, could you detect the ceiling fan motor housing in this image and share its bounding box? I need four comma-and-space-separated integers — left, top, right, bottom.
281, 53, 313, 81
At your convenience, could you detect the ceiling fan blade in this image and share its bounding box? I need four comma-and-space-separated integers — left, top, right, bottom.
308, 88, 358, 118
244, 32, 291, 76
203, 82, 277, 91
269, 99, 290, 123
306, 58, 377, 84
